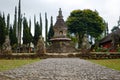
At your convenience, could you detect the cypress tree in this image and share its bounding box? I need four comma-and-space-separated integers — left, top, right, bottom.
28, 18, 33, 48
33, 21, 40, 47
48, 16, 54, 42
0, 13, 6, 52
12, 6, 18, 49
18, 0, 22, 45
45, 12, 48, 47
13, 6, 17, 37
29, 18, 31, 32
23, 17, 32, 45
40, 13, 42, 36
9, 25, 17, 49
7, 14, 10, 35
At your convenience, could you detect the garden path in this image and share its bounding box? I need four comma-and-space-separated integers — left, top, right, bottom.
0, 58, 120, 80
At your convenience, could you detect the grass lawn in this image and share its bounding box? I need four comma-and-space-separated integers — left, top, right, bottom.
0, 59, 40, 71
89, 59, 120, 71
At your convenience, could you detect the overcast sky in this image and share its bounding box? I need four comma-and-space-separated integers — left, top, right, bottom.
0, 0, 120, 35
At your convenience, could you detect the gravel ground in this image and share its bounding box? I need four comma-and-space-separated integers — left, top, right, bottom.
0, 58, 120, 80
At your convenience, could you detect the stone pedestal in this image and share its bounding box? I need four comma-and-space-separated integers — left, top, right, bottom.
2, 35, 12, 54
47, 40, 76, 53
81, 34, 91, 54
36, 36, 46, 55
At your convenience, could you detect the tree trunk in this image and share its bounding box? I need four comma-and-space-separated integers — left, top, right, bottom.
78, 34, 83, 49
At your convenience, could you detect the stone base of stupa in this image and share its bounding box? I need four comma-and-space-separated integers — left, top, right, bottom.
47, 40, 76, 53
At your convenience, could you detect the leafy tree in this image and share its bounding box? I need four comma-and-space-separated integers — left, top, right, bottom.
0, 13, 6, 52
48, 16, 54, 42
66, 9, 105, 48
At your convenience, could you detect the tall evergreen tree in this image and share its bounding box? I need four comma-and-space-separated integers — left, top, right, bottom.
33, 21, 41, 47
23, 17, 32, 45
7, 14, 10, 35
40, 13, 42, 36
29, 18, 31, 32
2, 12, 6, 35
34, 15, 36, 31
9, 25, 17, 49
28, 18, 33, 47
105, 22, 109, 36
48, 16, 54, 41
45, 12, 48, 47
0, 13, 6, 52
13, 6, 17, 38
18, 0, 22, 45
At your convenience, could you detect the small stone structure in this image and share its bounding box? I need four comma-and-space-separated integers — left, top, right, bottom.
2, 35, 12, 54
47, 8, 76, 53
81, 34, 91, 54
36, 36, 46, 55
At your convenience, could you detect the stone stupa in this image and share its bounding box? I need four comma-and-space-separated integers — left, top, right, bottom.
47, 8, 76, 53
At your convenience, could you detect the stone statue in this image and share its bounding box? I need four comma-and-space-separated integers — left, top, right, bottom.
82, 34, 91, 49
81, 34, 91, 54
36, 36, 46, 55
2, 35, 12, 54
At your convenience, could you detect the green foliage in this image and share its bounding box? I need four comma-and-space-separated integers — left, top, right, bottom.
48, 16, 54, 41
33, 15, 42, 47
45, 12, 48, 47
66, 9, 106, 48
9, 26, 17, 48
23, 17, 32, 45
33, 22, 41, 46
6, 14, 10, 35
40, 13, 42, 36
0, 13, 6, 50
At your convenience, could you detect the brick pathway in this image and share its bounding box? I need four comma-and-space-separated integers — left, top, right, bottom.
0, 58, 120, 80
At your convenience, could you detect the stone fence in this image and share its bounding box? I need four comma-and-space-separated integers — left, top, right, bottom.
0, 52, 120, 59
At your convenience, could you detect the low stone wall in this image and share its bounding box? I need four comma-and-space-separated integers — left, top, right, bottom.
0, 52, 120, 59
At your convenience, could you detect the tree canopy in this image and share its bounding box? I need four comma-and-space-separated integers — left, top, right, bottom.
66, 9, 106, 48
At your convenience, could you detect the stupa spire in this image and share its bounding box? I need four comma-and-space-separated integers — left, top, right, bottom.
57, 8, 63, 19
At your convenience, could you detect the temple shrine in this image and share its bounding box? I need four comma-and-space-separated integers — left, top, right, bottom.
47, 8, 76, 53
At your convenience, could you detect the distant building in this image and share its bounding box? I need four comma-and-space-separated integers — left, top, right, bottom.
99, 28, 120, 52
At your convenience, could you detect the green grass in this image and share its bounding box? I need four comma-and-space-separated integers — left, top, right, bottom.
0, 59, 40, 71
89, 59, 120, 71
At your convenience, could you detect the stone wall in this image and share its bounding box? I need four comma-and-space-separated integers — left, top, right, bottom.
47, 41, 76, 53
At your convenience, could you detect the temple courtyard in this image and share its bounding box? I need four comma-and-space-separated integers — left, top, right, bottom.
0, 58, 120, 80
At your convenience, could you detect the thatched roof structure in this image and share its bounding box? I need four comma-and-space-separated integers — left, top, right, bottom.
99, 28, 120, 45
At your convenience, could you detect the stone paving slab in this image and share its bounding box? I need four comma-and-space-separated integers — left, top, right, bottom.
0, 58, 120, 80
